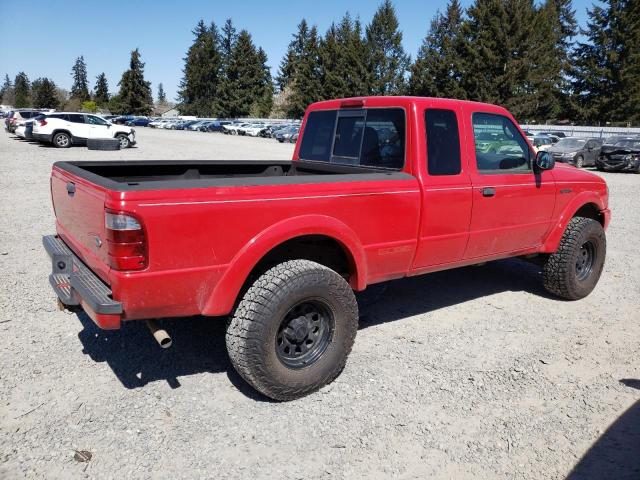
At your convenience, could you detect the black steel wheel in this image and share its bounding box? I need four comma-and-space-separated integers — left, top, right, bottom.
276, 299, 334, 369
543, 217, 606, 300
226, 260, 358, 401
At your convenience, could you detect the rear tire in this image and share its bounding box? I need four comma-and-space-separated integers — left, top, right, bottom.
543, 217, 606, 300
226, 260, 358, 401
53, 132, 71, 148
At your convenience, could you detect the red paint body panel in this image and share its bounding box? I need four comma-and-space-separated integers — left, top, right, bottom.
49, 96, 610, 329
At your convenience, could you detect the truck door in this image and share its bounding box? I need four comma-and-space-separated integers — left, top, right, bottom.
463, 109, 556, 259
412, 106, 473, 269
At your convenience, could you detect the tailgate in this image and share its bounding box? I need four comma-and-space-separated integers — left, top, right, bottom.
51, 167, 111, 283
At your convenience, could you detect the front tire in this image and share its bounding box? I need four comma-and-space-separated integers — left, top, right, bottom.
53, 132, 71, 148
575, 156, 584, 168
543, 217, 606, 300
116, 134, 130, 149
226, 260, 358, 401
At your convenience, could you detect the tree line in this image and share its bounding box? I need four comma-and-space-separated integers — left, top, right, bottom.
2, 0, 637, 124
0, 50, 159, 116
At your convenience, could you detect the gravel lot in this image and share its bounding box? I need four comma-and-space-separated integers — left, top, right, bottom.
1, 127, 638, 479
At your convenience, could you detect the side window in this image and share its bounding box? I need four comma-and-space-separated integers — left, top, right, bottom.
299, 110, 337, 162
472, 113, 530, 174
425, 109, 461, 175
68, 114, 85, 124
87, 115, 108, 125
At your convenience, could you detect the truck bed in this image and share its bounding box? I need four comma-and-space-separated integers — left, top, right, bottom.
54, 160, 408, 191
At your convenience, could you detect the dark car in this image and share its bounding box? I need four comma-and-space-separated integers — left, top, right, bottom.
113, 115, 134, 125
547, 137, 602, 168
198, 121, 224, 132
539, 131, 567, 138
126, 118, 151, 127
596, 137, 640, 173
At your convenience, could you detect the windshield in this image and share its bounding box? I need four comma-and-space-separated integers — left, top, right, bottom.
556, 138, 586, 148
615, 140, 640, 148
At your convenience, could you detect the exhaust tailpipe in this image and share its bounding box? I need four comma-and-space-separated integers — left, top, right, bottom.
147, 320, 172, 349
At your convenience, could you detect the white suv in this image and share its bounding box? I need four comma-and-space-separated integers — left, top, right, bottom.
32, 112, 136, 148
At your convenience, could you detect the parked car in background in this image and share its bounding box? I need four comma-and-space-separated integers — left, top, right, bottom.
198, 121, 224, 132
32, 112, 136, 148
275, 126, 299, 143
538, 131, 566, 138
547, 137, 602, 168
5, 109, 43, 133
223, 122, 251, 135
531, 135, 555, 152
596, 137, 640, 173
126, 117, 151, 127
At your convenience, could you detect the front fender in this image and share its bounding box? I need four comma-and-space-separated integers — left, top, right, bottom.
203, 215, 367, 316
541, 191, 608, 253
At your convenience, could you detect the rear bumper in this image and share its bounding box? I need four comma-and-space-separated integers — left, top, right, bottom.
43, 235, 123, 330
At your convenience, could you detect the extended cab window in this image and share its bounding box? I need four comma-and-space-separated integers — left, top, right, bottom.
299, 108, 405, 169
425, 109, 461, 175
472, 113, 530, 174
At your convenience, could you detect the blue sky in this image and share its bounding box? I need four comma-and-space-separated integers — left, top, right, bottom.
0, 0, 594, 101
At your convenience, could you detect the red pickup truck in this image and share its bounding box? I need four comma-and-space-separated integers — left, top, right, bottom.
44, 97, 610, 400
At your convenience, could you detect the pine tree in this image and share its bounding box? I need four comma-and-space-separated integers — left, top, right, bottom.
287, 25, 323, 118
253, 47, 274, 117
0, 74, 12, 101
276, 19, 309, 92
215, 18, 238, 117
615, 0, 640, 123
14, 72, 30, 108
365, 0, 410, 95
226, 30, 268, 117
93, 73, 110, 106
157, 82, 167, 103
178, 20, 223, 117
32, 78, 59, 109
117, 49, 154, 115
571, 0, 627, 124
71, 56, 90, 101
319, 23, 348, 99
408, 0, 467, 99
339, 15, 370, 97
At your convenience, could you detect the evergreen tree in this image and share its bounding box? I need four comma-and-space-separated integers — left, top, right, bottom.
178, 20, 223, 117
253, 47, 274, 117
71, 56, 90, 101
93, 73, 110, 106
215, 18, 238, 117
318, 13, 369, 99
0, 74, 12, 101
276, 19, 309, 92
615, 0, 640, 123
287, 25, 322, 118
32, 78, 59, 109
226, 30, 268, 117
365, 0, 409, 95
157, 82, 167, 103
117, 48, 154, 115
571, 0, 628, 123
14, 72, 30, 108
408, 0, 467, 99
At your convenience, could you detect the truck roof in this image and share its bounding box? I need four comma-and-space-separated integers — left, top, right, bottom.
307, 96, 508, 112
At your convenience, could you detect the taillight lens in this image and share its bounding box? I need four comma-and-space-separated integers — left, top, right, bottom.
38, 119, 47, 126
105, 211, 147, 271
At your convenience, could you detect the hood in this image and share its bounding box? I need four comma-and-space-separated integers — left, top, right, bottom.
600, 144, 640, 155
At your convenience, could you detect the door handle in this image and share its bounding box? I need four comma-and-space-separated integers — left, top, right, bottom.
482, 187, 496, 197
66, 182, 76, 196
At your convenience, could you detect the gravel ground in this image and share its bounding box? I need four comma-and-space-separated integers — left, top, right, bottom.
0, 127, 638, 479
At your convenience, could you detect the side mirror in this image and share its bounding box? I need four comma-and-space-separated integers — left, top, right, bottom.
535, 150, 555, 171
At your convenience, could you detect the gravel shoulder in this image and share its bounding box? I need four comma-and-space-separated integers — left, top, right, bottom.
0, 128, 638, 479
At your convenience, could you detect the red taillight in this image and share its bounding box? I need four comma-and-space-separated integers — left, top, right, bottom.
105, 210, 147, 271
39, 119, 47, 126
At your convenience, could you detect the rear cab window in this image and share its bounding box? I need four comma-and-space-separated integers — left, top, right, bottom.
299, 108, 405, 170
425, 109, 461, 176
